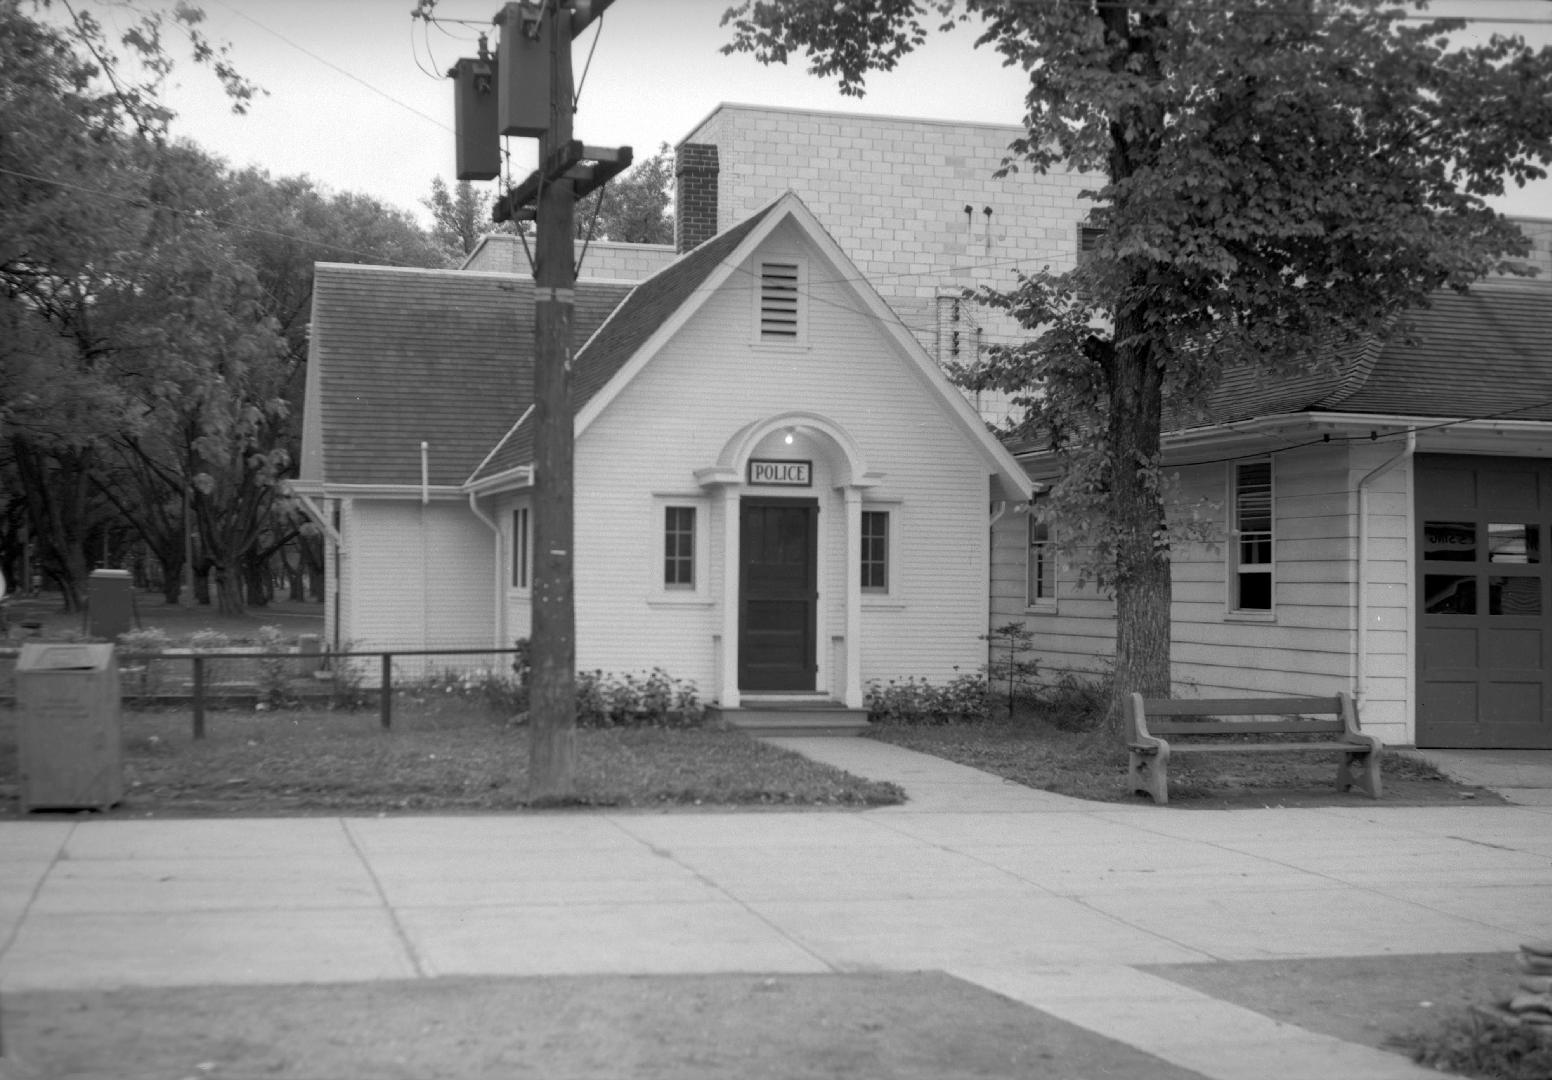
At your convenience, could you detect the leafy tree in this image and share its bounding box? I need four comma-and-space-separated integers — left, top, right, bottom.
724, 0, 1552, 735
575, 143, 674, 244
424, 175, 491, 263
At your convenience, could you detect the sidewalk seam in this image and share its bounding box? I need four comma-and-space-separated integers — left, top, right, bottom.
0, 821, 75, 971
339, 818, 428, 979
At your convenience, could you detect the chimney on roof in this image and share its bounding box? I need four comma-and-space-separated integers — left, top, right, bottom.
674, 142, 719, 254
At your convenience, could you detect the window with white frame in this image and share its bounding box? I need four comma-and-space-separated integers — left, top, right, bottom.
861, 510, 889, 593
1232, 460, 1273, 611
664, 505, 696, 589
511, 506, 530, 590
757, 259, 803, 344
1026, 508, 1054, 606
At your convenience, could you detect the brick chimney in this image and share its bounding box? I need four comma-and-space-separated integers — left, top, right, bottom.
674, 143, 719, 254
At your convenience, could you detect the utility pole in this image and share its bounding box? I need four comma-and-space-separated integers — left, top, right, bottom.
527, 1, 579, 801
450, 1, 628, 801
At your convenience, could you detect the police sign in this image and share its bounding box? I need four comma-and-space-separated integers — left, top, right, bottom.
748, 459, 812, 486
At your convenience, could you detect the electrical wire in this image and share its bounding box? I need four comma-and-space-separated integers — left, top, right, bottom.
205, 0, 453, 133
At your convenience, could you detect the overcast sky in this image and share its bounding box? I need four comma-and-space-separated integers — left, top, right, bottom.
127, 0, 1552, 225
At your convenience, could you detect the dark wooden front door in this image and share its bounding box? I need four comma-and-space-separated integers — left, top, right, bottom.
739, 499, 818, 691
1417, 454, 1552, 748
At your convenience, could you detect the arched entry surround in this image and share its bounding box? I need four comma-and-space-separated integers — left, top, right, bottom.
694, 411, 883, 709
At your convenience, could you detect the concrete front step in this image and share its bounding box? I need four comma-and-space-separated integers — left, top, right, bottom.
711, 701, 871, 737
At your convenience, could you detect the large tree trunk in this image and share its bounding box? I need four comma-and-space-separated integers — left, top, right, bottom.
1104, 325, 1172, 741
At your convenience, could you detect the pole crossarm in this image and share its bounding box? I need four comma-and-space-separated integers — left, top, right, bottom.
494, 141, 632, 222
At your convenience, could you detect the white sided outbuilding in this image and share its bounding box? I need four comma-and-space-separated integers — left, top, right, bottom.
295, 192, 1031, 710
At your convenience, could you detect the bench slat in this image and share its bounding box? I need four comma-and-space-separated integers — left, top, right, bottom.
1132, 741, 1370, 755
1145, 719, 1346, 736
1137, 696, 1342, 717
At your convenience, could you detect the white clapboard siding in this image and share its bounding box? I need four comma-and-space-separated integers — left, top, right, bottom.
990, 441, 1416, 739
343, 500, 496, 680
574, 219, 994, 695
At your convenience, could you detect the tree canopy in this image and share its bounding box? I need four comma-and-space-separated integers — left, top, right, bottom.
1, 0, 443, 613
724, 0, 1552, 730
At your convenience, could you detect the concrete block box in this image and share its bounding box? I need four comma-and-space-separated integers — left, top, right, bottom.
15, 642, 123, 812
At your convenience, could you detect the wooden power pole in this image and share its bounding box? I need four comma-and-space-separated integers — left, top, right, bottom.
452, 1, 628, 801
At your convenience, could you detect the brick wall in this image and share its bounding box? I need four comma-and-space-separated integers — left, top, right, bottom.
674, 142, 721, 254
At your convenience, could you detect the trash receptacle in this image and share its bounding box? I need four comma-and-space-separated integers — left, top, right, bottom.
87, 569, 134, 640
15, 642, 123, 812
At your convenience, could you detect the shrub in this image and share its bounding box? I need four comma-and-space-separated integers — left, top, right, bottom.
117, 627, 172, 697
1390, 1010, 1552, 1080
411, 666, 528, 716
573, 668, 705, 728
254, 625, 292, 707
865, 674, 990, 725
982, 622, 1040, 714
1029, 669, 1112, 733
325, 641, 371, 710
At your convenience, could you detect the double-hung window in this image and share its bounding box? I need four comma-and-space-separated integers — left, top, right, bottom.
1027, 510, 1054, 606
1232, 460, 1273, 611
861, 510, 890, 593
511, 506, 530, 590
664, 506, 696, 589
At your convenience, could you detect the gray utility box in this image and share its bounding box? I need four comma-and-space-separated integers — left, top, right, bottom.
87, 568, 134, 641
15, 642, 123, 812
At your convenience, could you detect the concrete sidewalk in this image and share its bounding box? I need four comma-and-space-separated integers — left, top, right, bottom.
2, 738, 1551, 1080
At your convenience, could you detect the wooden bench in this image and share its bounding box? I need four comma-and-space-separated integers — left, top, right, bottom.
1127, 692, 1381, 805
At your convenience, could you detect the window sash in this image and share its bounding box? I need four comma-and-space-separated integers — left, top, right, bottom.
1233, 461, 1273, 610
1027, 513, 1053, 604
664, 506, 695, 588
512, 507, 529, 589
861, 510, 889, 592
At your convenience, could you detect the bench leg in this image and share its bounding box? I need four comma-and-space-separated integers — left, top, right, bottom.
1336, 751, 1382, 800
1129, 749, 1170, 805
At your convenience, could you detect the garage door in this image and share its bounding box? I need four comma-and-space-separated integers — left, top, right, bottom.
1417, 454, 1552, 748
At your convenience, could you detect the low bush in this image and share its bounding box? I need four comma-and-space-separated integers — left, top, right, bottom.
118, 627, 172, 698
1027, 670, 1112, 733
574, 668, 705, 728
865, 674, 989, 725
254, 625, 292, 707
409, 666, 528, 716
1389, 1011, 1552, 1080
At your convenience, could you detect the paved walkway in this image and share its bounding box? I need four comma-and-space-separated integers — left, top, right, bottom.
2, 740, 1550, 1079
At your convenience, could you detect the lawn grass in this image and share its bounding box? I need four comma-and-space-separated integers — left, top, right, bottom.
866, 715, 1464, 805
0, 697, 905, 817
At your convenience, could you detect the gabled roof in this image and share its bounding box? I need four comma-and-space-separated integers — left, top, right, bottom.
468, 192, 1032, 500
1199, 283, 1552, 427
300, 263, 631, 487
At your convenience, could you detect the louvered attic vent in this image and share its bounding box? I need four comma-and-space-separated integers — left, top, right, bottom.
759, 260, 800, 341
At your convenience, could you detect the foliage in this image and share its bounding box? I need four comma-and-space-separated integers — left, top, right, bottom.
1389, 1011, 1552, 1080
253, 624, 291, 707
576, 143, 674, 244
1, 2, 442, 614
423, 176, 493, 263
982, 621, 1039, 714
723, 0, 1552, 735
118, 625, 172, 697
573, 668, 705, 728
865, 674, 989, 725
1027, 669, 1112, 734
408, 666, 528, 717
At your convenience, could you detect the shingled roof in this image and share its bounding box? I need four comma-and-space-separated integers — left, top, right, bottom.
1198, 283, 1552, 427
467, 203, 778, 485
301, 264, 631, 487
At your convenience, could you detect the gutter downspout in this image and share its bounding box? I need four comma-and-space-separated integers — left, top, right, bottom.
1356, 431, 1415, 708
468, 492, 504, 650
420, 443, 430, 653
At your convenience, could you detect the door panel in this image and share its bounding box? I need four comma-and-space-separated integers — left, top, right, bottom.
738, 500, 817, 691
1416, 455, 1552, 747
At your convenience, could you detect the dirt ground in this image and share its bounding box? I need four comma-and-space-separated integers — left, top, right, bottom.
0, 972, 1209, 1080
